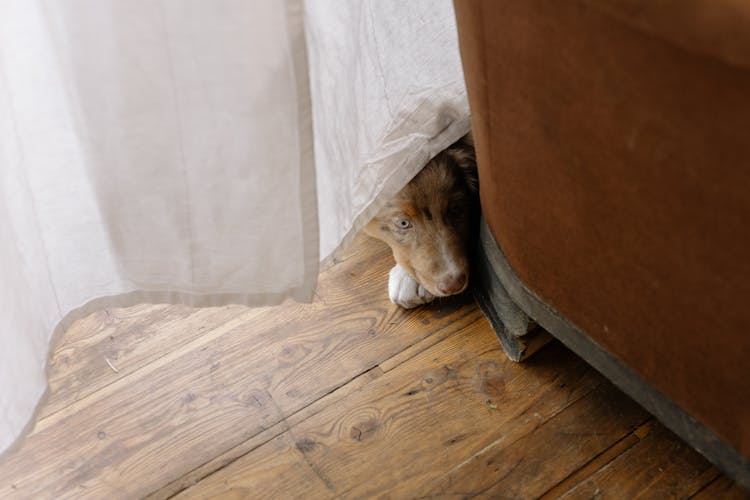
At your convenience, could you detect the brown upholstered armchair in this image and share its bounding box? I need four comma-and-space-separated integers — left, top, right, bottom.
454, 0, 750, 489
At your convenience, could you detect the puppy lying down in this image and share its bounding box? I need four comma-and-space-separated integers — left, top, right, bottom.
365, 134, 478, 308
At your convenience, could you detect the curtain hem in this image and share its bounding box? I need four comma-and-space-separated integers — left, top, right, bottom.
0, 282, 316, 462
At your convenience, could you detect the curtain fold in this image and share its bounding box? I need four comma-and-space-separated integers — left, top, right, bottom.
307, 0, 471, 261
0, 0, 467, 456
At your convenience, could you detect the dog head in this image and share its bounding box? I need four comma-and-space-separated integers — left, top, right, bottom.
366, 134, 478, 297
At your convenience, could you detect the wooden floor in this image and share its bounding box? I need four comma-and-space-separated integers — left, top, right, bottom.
0, 234, 747, 499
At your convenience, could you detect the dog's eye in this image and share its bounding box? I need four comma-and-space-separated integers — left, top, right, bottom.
395, 219, 412, 230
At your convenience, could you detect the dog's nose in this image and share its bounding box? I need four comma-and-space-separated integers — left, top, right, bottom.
437, 273, 467, 295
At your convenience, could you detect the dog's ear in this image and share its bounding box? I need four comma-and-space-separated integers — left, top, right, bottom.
447, 132, 478, 193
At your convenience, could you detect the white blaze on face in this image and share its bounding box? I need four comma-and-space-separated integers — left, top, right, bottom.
420, 227, 467, 297
439, 234, 462, 279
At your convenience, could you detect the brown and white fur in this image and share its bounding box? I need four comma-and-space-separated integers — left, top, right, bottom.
365, 134, 478, 308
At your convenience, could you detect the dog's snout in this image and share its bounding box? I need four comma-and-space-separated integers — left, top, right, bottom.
437, 273, 467, 295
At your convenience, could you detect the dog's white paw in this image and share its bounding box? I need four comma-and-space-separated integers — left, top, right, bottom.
388, 264, 434, 309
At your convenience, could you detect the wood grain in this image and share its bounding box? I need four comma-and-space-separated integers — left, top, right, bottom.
3, 235, 471, 498
693, 476, 750, 500
177, 324, 616, 498
0, 232, 745, 499
557, 423, 720, 499
43, 304, 248, 418
145, 366, 384, 499
538, 421, 653, 499
424, 383, 650, 499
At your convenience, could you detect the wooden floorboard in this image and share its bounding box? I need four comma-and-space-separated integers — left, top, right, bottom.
0, 233, 745, 499
421, 382, 650, 499
42, 303, 250, 418
556, 424, 722, 499
692, 476, 750, 500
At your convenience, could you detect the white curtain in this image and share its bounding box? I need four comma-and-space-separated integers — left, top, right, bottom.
0, 0, 468, 455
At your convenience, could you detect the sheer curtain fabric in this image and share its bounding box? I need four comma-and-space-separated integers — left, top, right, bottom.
0, 0, 468, 455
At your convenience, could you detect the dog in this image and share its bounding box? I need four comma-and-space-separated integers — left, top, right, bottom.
365, 133, 478, 308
